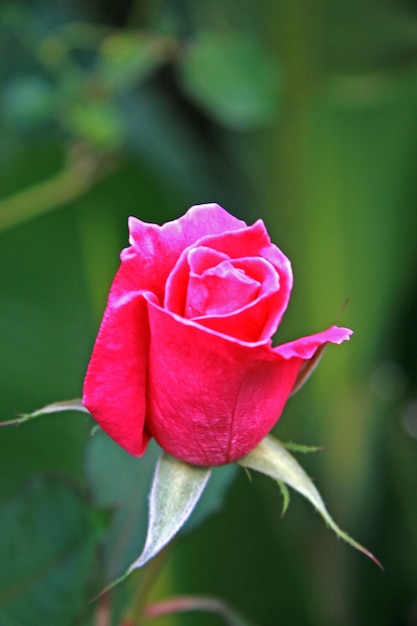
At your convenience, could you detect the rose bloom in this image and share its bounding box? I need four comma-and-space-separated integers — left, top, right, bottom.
83, 204, 351, 466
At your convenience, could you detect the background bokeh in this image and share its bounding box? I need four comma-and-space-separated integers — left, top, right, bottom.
1, 1, 417, 625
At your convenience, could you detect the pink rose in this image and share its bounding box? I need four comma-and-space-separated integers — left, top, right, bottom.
83, 204, 352, 466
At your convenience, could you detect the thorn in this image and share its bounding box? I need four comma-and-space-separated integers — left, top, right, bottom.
335, 297, 350, 324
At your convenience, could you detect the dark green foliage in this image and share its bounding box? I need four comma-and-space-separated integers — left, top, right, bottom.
0, 477, 100, 626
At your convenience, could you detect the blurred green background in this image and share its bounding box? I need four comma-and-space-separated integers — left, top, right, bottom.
1, 1, 417, 625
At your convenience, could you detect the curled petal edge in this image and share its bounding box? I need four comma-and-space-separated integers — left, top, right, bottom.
273, 325, 353, 360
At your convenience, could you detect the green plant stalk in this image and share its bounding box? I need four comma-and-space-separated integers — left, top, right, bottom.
267, 0, 357, 501
0, 156, 113, 232
265, 3, 357, 625
123, 545, 171, 626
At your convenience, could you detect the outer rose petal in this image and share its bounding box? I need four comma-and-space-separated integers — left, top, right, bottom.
146, 299, 349, 466
273, 325, 353, 358
83, 205, 245, 457
83, 291, 152, 456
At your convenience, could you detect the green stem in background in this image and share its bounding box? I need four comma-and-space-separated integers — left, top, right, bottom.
265, 3, 357, 625
0, 153, 115, 232
122, 546, 171, 626
267, 0, 358, 504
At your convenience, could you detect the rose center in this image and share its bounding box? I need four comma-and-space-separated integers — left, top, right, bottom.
184, 257, 261, 318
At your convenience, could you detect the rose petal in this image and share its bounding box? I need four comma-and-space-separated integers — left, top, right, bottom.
166, 246, 280, 343
185, 250, 279, 319
83, 205, 245, 458
186, 248, 263, 317
189, 220, 293, 331
190, 256, 281, 342
84, 205, 353, 467
145, 299, 304, 465
192, 293, 279, 343
273, 325, 353, 359
187, 261, 260, 316
166, 245, 278, 342
164, 220, 291, 343
116, 204, 246, 302
83, 291, 153, 456
165, 247, 231, 315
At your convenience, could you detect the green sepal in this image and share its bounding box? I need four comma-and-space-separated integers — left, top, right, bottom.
1, 399, 89, 426
277, 480, 290, 516
129, 452, 211, 570
239, 435, 382, 568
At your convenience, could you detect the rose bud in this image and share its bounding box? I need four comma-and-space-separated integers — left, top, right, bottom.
83, 204, 352, 466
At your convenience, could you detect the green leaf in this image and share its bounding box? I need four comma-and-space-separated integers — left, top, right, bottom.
2, 76, 55, 130
98, 33, 165, 91
0, 476, 100, 626
128, 453, 211, 572
178, 32, 280, 129
239, 435, 382, 567
1, 398, 89, 427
